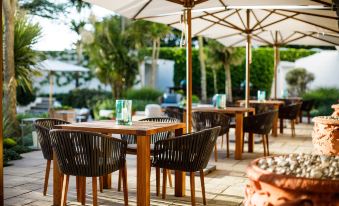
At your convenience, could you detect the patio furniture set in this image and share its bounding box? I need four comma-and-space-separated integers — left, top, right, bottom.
33, 98, 306, 206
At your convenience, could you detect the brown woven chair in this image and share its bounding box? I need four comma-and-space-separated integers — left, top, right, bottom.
164, 106, 184, 122
279, 103, 302, 137
300, 100, 314, 124
34, 118, 70, 196
152, 127, 221, 206
120, 117, 179, 195
192, 111, 231, 160
243, 110, 278, 156
50, 129, 128, 206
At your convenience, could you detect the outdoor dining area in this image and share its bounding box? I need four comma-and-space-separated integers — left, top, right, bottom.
1, 0, 339, 206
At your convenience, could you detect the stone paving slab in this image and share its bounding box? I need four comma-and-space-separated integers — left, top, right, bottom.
4, 123, 314, 206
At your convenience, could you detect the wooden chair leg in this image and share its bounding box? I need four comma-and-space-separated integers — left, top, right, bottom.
43, 159, 51, 196
214, 143, 218, 162
80, 177, 86, 205
162, 169, 167, 199
226, 133, 230, 158
61, 175, 69, 206
265, 134, 270, 156
221, 134, 224, 149
92, 177, 98, 206
167, 170, 173, 188
291, 120, 295, 137
122, 164, 128, 206
262, 135, 266, 156
280, 118, 284, 134
118, 169, 122, 191
242, 133, 245, 153
76, 176, 80, 202
99, 176, 103, 193
307, 111, 310, 124
156, 167, 160, 196
199, 170, 206, 205
190, 172, 196, 206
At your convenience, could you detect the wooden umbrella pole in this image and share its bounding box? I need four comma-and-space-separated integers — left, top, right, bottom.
49, 71, 53, 109
245, 9, 251, 108
185, 7, 193, 132
273, 31, 280, 99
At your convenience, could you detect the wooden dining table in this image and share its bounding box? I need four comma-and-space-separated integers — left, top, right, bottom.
192, 107, 255, 160
238, 100, 284, 137
53, 120, 186, 206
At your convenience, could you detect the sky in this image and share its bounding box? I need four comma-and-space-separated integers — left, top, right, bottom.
31, 2, 114, 51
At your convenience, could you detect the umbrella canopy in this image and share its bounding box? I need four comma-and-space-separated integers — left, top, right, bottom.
40, 59, 89, 72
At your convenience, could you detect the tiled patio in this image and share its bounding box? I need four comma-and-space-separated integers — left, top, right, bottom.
4, 122, 314, 206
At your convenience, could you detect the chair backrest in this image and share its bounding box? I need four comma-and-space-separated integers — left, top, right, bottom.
243, 110, 278, 134
120, 117, 179, 144
251, 104, 272, 115
153, 127, 221, 172
50, 129, 127, 177
145, 104, 163, 118
192, 111, 230, 134
301, 100, 314, 111
279, 103, 302, 120
164, 106, 184, 122
34, 118, 70, 160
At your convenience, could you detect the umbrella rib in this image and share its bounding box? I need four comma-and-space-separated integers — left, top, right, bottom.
215, 32, 242, 40
273, 10, 339, 33
166, 9, 225, 26
133, 0, 152, 19
253, 11, 299, 32
252, 32, 272, 45
280, 31, 298, 44
235, 9, 246, 30
201, 16, 242, 32
229, 36, 247, 47
206, 11, 245, 32
250, 10, 262, 31
195, 10, 238, 35
297, 31, 339, 45
309, 0, 333, 7
277, 9, 338, 20
282, 33, 308, 44
218, 0, 227, 7
251, 10, 275, 31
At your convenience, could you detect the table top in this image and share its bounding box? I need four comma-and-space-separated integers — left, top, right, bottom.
238, 100, 285, 105
192, 106, 255, 114
54, 120, 186, 136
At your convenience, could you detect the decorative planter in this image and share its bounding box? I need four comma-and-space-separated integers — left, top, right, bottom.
312, 116, 339, 155
244, 156, 339, 206
332, 104, 339, 117
49, 109, 76, 123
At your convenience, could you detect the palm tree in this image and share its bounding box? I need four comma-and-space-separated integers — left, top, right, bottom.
198, 36, 207, 102
207, 40, 244, 102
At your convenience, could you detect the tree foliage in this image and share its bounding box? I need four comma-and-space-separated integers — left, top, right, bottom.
286, 68, 315, 96
84, 16, 138, 98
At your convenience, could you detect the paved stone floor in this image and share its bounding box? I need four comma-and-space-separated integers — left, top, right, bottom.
4, 121, 314, 206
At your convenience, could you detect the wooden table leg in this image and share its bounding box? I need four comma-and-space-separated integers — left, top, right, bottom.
272, 105, 279, 137
102, 174, 111, 189
137, 135, 151, 206
247, 112, 254, 153
280, 118, 284, 134
235, 112, 244, 160
174, 127, 186, 197
53, 151, 62, 206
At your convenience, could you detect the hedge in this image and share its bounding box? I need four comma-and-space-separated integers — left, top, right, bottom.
142, 47, 316, 99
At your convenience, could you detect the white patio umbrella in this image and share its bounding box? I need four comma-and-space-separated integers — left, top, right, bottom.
83, 0, 336, 130
39, 59, 88, 108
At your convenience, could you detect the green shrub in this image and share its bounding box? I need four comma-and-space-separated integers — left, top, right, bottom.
93, 99, 115, 119
4, 138, 17, 149
192, 95, 200, 103
125, 88, 162, 101
303, 87, 339, 116
11, 145, 32, 154
4, 149, 22, 166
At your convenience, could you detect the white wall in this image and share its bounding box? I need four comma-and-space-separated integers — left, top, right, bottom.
295, 50, 339, 89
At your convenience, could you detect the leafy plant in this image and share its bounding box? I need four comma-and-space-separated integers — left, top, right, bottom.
303, 87, 339, 116
4, 138, 17, 149
286, 68, 315, 96
125, 88, 162, 101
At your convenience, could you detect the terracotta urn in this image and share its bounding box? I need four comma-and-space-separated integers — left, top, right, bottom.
244, 157, 339, 206
332, 104, 339, 117
312, 116, 339, 155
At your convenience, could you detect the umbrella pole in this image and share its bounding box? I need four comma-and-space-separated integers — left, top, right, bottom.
0, 0, 4, 203
185, 8, 192, 132
245, 10, 251, 108
273, 31, 280, 99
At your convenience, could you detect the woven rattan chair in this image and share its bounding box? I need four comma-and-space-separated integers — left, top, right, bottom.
152, 127, 221, 206
50, 130, 128, 206
192, 112, 231, 160
300, 100, 314, 124
243, 110, 278, 156
120, 117, 179, 195
164, 106, 184, 122
279, 103, 302, 137
34, 118, 70, 196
